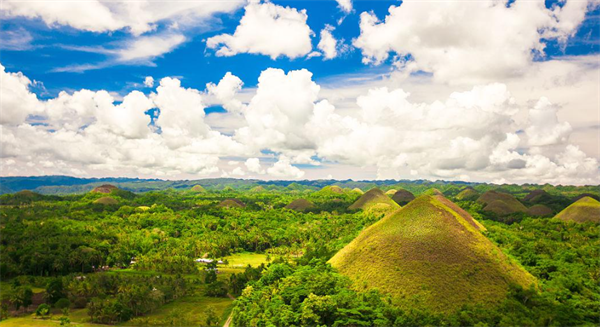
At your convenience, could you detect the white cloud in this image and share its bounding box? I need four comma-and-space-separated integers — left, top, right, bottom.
317, 25, 339, 60
1, 0, 244, 36
144, 76, 154, 88
235, 68, 320, 154
94, 91, 154, 139
230, 166, 246, 176
151, 77, 210, 148
0, 27, 34, 51
245, 158, 265, 174
206, 72, 244, 112
525, 97, 572, 147
0, 63, 44, 125
117, 34, 186, 63
336, 0, 352, 13
206, 0, 313, 59
354, 0, 598, 83
267, 156, 305, 179
1, 63, 598, 185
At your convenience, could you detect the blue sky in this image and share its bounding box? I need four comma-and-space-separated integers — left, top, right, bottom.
1, 0, 599, 184
2, 0, 596, 99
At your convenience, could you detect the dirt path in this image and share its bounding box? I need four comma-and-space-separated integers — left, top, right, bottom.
223, 294, 236, 327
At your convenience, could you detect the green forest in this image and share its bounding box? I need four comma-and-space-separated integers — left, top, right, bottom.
0, 180, 598, 326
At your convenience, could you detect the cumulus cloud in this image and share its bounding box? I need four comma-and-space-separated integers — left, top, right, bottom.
0, 63, 44, 125
245, 158, 265, 174
144, 76, 154, 88
336, 0, 352, 13
151, 77, 211, 147
235, 68, 320, 155
206, 72, 244, 113
317, 25, 340, 60
206, 0, 313, 59
1, 0, 244, 35
354, 0, 598, 83
267, 156, 305, 179
525, 97, 572, 147
1, 64, 597, 185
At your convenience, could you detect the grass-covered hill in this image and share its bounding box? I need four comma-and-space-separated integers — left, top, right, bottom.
555, 197, 600, 223
348, 188, 400, 212
477, 190, 527, 215
455, 187, 479, 200
218, 198, 246, 208
527, 204, 554, 217
329, 195, 536, 312
191, 185, 206, 192
523, 189, 552, 203
285, 198, 315, 212
92, 184, 119, 193
391, 189, 415, 206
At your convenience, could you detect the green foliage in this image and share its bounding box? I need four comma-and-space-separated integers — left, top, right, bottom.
10, 285, 33, 312
1, 182, 598, 326
34, 303, 50, 318
204, 305, 219, 327
54, 298, 70, 309
45, 278, 64, 305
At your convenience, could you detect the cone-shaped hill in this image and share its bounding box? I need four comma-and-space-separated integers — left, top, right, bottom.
555, 197, 600, 223
91, 184, 118, 194
523, 190, 552, 203
191, 185, 206, 193
285, 198, 315, 212
250, 186, 266, 193
348, 188, 400, 212
391, 189, 415, 206
527, 204, 554, 217
329, 195, 535, 313
423, 188, 443, 196
94, 197, 118, 205
218, 198, 246, 208
352, 188, 364, 194
385, 189, 397, 195
477, 190, 527, 215
321, 185, 344, 194
456, 187, 479, 201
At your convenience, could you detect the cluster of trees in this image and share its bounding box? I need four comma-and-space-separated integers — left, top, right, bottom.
234, 257, 599, 326
0, 189, 377, 278
1, 185, 598, 326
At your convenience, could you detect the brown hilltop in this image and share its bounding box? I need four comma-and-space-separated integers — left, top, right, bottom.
391, 189, 415, 206
348, 188, 400, 212
285, 198, 315, 212
91, 184, 118, 194
218, 198, 246, 208
477, 190, 527, 215
527, 204, 553, 217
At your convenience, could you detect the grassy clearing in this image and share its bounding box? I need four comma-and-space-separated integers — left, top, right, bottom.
223, 252, 270, 268
0, 251, 266, 326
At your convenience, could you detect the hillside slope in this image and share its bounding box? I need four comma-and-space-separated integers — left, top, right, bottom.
329, 195, 536, 312
478, 190, 527, 215
348, 188, 400, 212
555, 197, 600, 223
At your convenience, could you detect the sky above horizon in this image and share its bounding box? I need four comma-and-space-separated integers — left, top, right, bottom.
1, 0, 599, 185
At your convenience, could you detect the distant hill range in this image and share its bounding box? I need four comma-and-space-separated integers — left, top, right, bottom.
0, 175, 598, 198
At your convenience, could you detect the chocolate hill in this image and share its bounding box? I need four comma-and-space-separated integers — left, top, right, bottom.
330, 195, 536, 312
